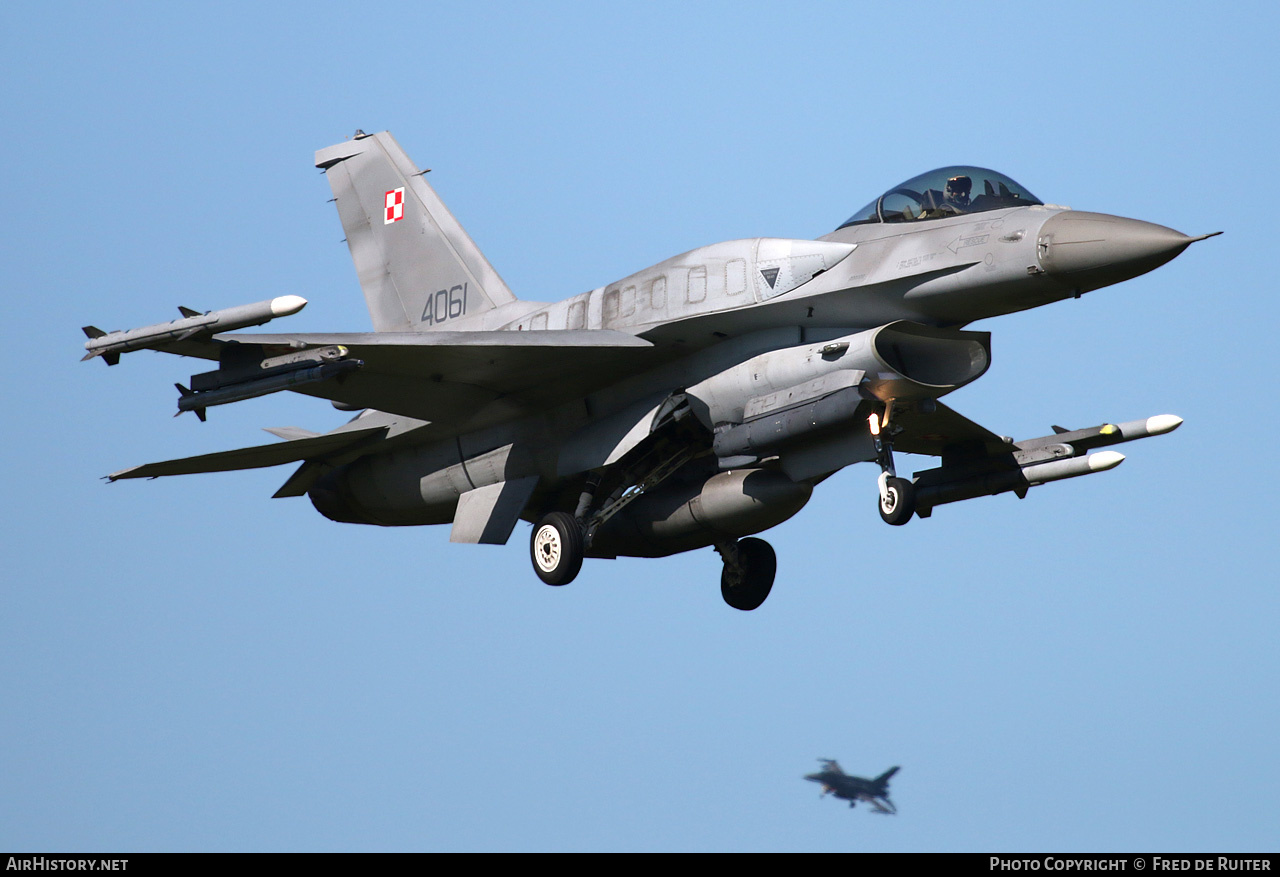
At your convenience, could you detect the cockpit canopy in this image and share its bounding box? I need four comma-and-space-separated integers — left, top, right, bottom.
838, 166, 1041, 228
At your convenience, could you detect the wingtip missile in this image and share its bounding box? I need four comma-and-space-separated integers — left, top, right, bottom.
81, 296, 309, 363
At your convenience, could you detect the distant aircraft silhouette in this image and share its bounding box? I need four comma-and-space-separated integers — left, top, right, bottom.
805, 760, 899, 813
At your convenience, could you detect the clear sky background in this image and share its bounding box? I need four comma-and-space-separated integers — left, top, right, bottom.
3, 1, 1277, 853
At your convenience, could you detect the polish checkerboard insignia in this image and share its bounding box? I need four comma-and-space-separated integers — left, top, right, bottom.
384, 187, 405, 224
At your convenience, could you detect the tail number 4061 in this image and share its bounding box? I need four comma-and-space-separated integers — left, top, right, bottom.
421, 282, 468, 326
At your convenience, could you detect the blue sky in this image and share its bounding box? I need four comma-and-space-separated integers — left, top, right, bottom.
2, 1, 1277, 852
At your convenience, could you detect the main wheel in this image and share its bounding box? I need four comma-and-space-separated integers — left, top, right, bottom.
878, 477, 916, 526
720, 537, 777, 611
530, 512, 584, 586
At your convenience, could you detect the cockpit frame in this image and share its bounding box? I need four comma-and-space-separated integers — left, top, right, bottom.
838, 166, 1042, 229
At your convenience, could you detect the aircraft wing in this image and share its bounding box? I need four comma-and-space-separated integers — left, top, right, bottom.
207, 330, 658, 425
887, 401, 1013, 459
107, 424, 389, 481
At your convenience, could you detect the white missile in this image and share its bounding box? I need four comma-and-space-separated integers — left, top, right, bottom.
1020, 450, 1125, 485
82, 295, 307, 364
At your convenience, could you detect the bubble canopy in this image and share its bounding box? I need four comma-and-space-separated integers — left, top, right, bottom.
838, 166, 1042, 228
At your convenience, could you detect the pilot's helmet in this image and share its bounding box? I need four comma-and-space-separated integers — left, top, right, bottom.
945, 175, 972, 206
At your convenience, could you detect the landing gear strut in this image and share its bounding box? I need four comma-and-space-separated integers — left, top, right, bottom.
530, 416, 699, 589
717, 537, 777, 611
871, 404, 915, 526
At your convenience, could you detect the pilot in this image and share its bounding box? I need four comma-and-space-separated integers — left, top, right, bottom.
944, 175, 972, 210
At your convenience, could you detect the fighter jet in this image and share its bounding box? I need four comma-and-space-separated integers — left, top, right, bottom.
805, 761, 899, 813
84, 130, 1216, 610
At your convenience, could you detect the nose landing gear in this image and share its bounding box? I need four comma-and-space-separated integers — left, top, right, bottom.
870, 403, 916, 526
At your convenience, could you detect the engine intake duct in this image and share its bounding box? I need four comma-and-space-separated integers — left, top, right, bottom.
862, 321, 991, 400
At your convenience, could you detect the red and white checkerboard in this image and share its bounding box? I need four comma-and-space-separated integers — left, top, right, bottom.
384, 187, 405, 224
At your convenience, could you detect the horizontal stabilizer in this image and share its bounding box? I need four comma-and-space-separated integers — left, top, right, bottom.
107, 424, 387, 481
263, 426, 321, 441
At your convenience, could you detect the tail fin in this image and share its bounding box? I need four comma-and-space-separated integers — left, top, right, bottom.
315, 131, 517, 332
875, 766, 900, 787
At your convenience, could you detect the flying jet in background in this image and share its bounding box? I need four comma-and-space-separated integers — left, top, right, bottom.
805, 760, 899, 813
83, 130, 1215, 610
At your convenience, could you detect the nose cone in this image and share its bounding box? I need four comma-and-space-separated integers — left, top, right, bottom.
1037, 211, 1216, 291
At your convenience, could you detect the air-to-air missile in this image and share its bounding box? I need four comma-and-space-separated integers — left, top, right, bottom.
910, 415, 1184, 517
82, 295, 308, 365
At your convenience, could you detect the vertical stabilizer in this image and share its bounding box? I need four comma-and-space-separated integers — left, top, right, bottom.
874, 766, 900, 787
315, 131, 517, 332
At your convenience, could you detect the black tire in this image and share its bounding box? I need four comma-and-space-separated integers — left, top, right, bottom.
720, 537, 777, 611
878, 477, 916, 526
530, 512, 584, 586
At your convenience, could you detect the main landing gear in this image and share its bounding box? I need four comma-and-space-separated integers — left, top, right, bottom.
530, 507, 781, 610
717, 537, 777, 611
870, 403, 916, 526
530, 511, 583, 586
530, 433, 698, 589
529, 512, 781, 612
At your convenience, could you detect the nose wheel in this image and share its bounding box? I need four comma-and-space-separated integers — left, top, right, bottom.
530, 512, 584, 586
877, 474, 916, 526
718, 537, 777, 611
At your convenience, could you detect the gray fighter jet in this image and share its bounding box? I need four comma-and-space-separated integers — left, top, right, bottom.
805, 761, 899, 813
84, 131, 1216, 610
